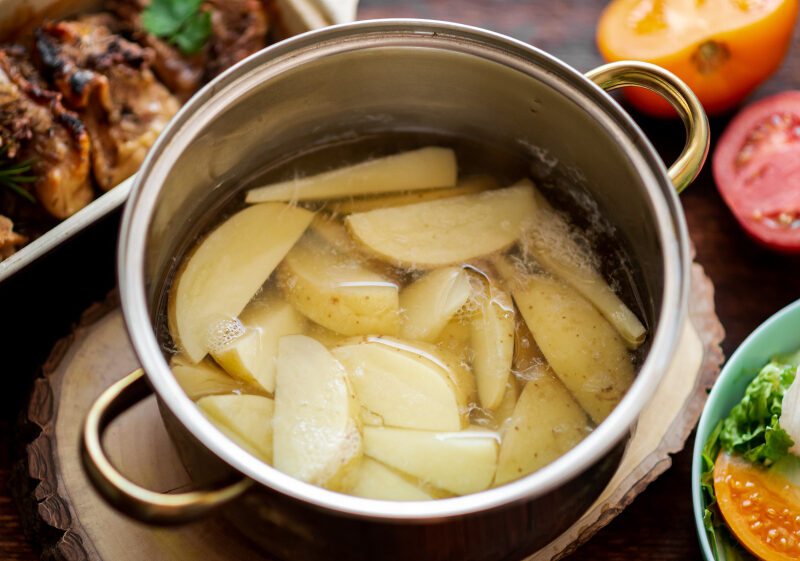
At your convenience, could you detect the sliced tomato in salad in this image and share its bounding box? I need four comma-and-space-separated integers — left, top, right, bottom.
714, 451, 800, 560
713, 91, 800, 252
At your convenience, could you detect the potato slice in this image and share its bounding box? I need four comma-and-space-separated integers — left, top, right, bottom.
350, 458, 433, 501
468, 275, 515, 410
434, 316, 472, 363
400, 267, 472, 342
494, 372, 591, 485
498, 259, 634, 423
329, 175, 499, 214
245, 147, 457, 203
170, 356, 247, 400
332, 337, 468, 431
309, 214, 357, 254
210, 294, 306, 394
494, 375, 520, 429
363, 426, 499, 495
278, 233, 399, 336
273, 335, 362, 490
169, 202, 313, 362
197, 394, 275, 463
521, 187, 646, 349
345, 182, 536, 268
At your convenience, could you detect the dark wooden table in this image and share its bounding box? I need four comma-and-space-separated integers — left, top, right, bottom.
2, 0, 800, 559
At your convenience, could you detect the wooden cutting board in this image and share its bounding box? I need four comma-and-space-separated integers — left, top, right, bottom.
12, 260, 723, 561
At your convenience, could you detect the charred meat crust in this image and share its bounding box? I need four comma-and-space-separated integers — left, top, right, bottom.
0, 47, 94, 220
106, 0, 268, 99
31, 19, 179, 191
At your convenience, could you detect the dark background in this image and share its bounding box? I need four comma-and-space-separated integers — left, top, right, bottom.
2, 0, 800, 558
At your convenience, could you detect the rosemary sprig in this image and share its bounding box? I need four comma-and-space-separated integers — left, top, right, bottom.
0, 144, 36, 204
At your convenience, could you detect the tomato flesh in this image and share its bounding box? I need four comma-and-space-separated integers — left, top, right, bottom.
714, 452, 800, 560
713, 92, 800, 252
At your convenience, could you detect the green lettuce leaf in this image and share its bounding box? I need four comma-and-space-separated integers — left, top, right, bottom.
719, 362, 796, 466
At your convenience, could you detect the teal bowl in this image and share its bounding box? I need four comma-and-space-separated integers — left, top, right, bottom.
692, 298, 800, 559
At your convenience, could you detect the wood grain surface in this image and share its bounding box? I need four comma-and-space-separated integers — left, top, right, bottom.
1, 0, 800, 559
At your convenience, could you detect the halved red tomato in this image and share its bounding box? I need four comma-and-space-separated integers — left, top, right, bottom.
713, 91, 800, 253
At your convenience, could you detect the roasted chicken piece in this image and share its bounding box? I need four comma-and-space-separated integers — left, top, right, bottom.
106, 0, 268, 99
33, 19, 179, 190
0, 46, 93, 219
0, 215, 26, 260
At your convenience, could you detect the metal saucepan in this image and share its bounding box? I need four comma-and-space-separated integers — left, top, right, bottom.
81, 20, 708, 561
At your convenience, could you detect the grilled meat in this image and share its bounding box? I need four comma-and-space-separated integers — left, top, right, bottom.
33, 19, 179, 190
0, 214, 26, 260
0, 46, 93, 219
107, 0, 268, 99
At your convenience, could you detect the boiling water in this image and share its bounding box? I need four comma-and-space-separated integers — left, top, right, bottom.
156, 132, 650, 499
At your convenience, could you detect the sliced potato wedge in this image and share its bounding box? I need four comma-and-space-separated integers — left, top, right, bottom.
309, 214, 357, 254
498, 258, 634, 423
468, 275, 515, 410
350, 458, 433, 501
492, 375, 519, 432
273, 335, 362, 490
400, 266, 472, 342
169, 202, 313, 362
522, 187, 646, 348
170, 356, 247, 400
211, 293, 306, 394
278, 233, 400, 336
245, 147, 457, 203
329, 175, 499, 214
332, 337, 468, 431
197, 394, 275, 463
494, 371, 591, 485
363, 426, 499, 496
345, 182, 536, 268
434, 316, 472, 363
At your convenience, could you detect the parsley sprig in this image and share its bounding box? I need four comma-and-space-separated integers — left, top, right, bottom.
0, 145, 36, 203
142, 0, 212, 55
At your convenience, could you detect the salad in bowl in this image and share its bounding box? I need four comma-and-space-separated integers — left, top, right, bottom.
694, 299, 800, 560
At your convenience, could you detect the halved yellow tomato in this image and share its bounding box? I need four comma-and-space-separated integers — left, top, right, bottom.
597, 0, 799, 117
714, 451, 800, 560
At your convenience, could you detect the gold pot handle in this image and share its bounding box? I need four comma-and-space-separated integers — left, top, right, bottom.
585, 60, 709, 193
81, 369, 252, 525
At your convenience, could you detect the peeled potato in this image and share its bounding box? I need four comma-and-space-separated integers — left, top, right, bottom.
363, 426, 499, 496
273, 335, 362, 490
197, 394, 275, 463
210, 293, 306, 394
169, 202, 313, 362
170, 356, 247, 400
350, 458, 433, 501
434, 316, 472, 363
492, 375, 520, 431
245, 147, 457, 203
309, 215, 357, 254
345, 182, 536, 268
500, 261, 634, 423
400, 266, 472, 342
494, 372, 591, 485
278, 233, 400, 336
332, 337, 468, 431
329, 174, 499, 214
468, 275, 515, 410
521, 186, 646, 349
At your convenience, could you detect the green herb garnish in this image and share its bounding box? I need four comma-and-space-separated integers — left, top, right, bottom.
142, 0, 211, 55
0, 145, 36, 204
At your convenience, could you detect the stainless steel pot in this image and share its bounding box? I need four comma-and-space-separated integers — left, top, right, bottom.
81, 20, 708, 561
